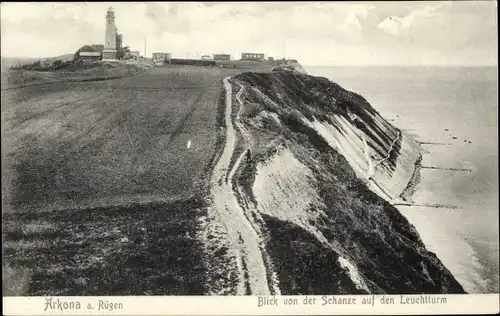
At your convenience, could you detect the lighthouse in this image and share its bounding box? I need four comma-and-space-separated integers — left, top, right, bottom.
102, 7, 118, 61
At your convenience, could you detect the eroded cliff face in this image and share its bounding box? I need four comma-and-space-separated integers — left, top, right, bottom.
205, 71, 465, 295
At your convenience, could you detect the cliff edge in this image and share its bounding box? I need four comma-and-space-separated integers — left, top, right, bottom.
203, 71, 466, 295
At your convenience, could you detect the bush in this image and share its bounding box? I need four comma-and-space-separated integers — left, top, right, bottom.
10, 60, 41, 71
281, 111, 303, 131
9, 59, 80, 72
170, 59, 216, 67
281, 111, 331, 153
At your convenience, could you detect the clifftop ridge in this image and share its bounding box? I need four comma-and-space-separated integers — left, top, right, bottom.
203, 71, 466, 294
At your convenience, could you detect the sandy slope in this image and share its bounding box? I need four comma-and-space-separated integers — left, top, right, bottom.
225, 71, 466, 294
203, 77, 270, 295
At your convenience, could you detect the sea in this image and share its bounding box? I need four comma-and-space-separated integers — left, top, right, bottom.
305, 66, 499, 293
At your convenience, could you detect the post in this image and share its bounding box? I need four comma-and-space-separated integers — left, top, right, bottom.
283, 40, 286, 59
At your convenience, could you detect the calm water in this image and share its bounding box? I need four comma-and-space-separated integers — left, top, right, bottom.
305, 66, 499, 293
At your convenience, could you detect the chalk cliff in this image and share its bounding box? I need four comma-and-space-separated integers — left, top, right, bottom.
204, 71, 465, 295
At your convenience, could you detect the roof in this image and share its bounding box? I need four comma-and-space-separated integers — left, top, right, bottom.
90, 44, 104, 52
76, 45, 95, 53
79, 52, 101, 57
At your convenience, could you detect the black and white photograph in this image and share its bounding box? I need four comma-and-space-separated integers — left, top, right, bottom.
1, 1, 498, 314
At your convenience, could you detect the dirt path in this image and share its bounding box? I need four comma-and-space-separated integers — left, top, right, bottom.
376, 130, 401, 165
207, 77, 270, 295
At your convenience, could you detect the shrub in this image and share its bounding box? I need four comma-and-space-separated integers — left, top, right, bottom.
281, 111, 330, 153
52, 60, 62, 68
9, 59, 77, 72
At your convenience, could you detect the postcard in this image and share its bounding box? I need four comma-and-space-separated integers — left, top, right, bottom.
2, 2, 498, 315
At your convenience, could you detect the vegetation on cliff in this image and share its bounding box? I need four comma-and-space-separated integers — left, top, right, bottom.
229, 72, 466, 294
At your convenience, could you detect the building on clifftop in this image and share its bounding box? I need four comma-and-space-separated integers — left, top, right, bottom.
74, 45, 102, 63
213, 54, 231, 60
241, 53, 265, 61
152, 52, 172, 66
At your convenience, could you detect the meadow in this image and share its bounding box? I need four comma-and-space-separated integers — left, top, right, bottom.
2, 65, 244, 295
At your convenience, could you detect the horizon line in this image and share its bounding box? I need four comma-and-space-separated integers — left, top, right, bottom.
1, 55, 497, 68
303, 64, 498, 68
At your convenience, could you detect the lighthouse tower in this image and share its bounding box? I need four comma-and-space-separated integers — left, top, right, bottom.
102, 7, 118, 61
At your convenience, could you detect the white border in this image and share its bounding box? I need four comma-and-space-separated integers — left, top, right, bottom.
3, 294, 500, 315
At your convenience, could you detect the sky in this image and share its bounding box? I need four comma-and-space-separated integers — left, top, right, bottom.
1, 1, 497, 66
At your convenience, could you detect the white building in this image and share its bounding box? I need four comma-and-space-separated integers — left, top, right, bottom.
102, 7, 118, 61
152, 52, 172, 66
79, 52, 101, 63
152, 53, 171, 61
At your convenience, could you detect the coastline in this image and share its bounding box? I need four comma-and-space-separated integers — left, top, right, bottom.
214, 70, 466, 294
398, 152, 423, 202
304, 65, 498, 294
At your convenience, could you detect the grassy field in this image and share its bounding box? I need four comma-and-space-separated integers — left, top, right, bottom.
3, 66, 242, 212
214, 60, 305, 74
3, 198, 206, 295
215, 60, 275, 71
1, 65, 251, 295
